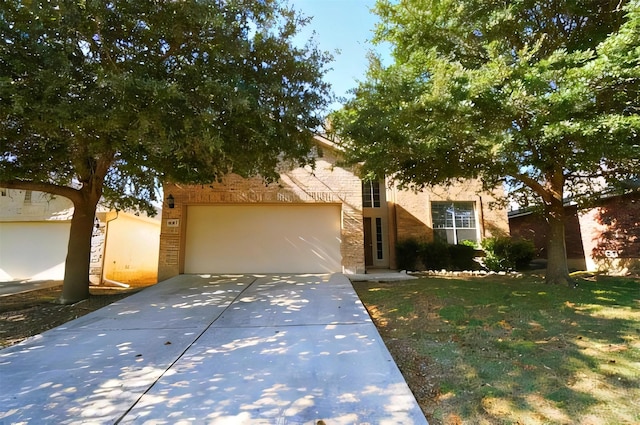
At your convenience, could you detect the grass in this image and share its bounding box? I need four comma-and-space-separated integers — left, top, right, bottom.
353, 275, 640, 425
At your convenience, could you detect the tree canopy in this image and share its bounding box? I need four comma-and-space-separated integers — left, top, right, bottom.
0, 0, 332, 302
331, 0, 640, 284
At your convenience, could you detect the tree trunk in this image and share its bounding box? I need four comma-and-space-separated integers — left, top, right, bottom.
544, 194, 573, 285
59, 192, 101, 304
57, 152, 113, 304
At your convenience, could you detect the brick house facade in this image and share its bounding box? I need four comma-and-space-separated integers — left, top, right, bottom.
580, 192, 640, 273
509, 205, 588, 270
509, 191, 640, 273
158, 136, 509, 281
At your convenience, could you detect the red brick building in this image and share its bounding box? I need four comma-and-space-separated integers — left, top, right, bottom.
509, 191, 640, 274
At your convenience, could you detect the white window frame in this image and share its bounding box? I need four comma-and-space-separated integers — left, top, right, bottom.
431, 201, 479, 245
362, 180, 381, 208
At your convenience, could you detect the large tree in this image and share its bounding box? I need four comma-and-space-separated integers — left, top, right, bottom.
332, 0, 640, 284
0, 0, 332, 303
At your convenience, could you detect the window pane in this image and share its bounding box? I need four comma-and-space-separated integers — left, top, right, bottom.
362, 181, 381, 208
362, 181, 372, 208
372, 182, 380, 207
431, 202, 478, 243
434, 228, 449, 243
431, 204, 450, 228
375, 217, 384, 260
456, 229, 478, 244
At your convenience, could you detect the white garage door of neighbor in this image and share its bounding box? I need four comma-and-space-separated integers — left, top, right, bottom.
0, 222, 70, 281
184, 205, 342, 274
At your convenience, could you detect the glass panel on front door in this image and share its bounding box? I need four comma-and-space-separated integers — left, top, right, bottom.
375, 217, 384, 260
364, 216, 386, 267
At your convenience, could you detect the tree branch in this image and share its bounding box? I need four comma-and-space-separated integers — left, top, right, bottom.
89, 17, 119, 72
0, 180, 81, 204
514, 172, 552, 203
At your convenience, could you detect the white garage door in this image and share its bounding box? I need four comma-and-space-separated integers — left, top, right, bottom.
184, 205, 342, 274
0, 222, 70, 281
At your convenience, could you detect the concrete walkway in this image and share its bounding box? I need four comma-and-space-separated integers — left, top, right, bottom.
0, 279, 62, 296
0, 274, 427, 424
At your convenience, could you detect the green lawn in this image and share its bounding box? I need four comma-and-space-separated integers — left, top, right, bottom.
353, 275, 640, 425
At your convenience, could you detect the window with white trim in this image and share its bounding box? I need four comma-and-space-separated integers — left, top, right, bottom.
431, 201, 478, 244
362, 180, 381, 208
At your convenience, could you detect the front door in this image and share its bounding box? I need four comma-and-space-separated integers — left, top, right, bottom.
362, 179, 390, 269
364, 217, 373, 267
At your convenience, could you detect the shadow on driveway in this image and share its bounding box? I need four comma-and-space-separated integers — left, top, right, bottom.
0, 273, 427, 424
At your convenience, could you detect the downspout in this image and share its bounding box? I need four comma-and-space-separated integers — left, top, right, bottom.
100, 210, 129, 288
389, 184, 399, 270
450, 204, 458, 245
478, 195, 486, 239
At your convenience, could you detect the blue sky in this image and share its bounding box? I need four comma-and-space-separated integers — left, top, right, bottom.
288, 0, 392, 110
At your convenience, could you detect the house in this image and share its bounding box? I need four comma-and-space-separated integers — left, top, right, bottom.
509, 191, 640, 274
0, 188, 160, 285
0, 189, 73, 281
157, 135, 509, 280
508, 205, 588, 271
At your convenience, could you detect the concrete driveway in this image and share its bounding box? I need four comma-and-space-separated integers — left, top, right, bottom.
0, 279, 62, 296
0, 273, 427, 424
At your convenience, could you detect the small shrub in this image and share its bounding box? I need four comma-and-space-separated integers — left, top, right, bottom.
460, 239, 478, 248
509, 239, 536, 269
482, 237, 509, 271
421, 242, 451, 270
481, 236, 535, 271
396, 239, 484, 271
396, 238, 422, 270
448, 244, 479, 271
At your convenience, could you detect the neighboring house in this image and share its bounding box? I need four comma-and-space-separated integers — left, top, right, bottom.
509, 204, 588, 271
93, 209, 161, 286
0, 188, 160, 285
509, 191, 640, 274
0, 189, 73, 281
158, 135, 509, 281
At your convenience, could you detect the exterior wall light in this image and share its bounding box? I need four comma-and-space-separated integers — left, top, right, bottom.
167, 194, 175, 209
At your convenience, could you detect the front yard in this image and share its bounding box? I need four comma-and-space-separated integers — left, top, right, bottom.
2, 274, 638, 424
354, 275, 640, 425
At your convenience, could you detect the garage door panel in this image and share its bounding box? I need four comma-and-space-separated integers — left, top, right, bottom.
185, 205, 341, 273
0, 222, 70, 280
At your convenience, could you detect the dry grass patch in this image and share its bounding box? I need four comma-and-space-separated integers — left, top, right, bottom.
0, 284, 145, 348
354, 275, 640, 425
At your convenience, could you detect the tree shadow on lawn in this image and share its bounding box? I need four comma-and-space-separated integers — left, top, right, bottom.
354, 275, 640, 425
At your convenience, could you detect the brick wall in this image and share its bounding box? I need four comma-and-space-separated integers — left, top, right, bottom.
391, 180, 510, 244
509, 193, 640, 273
580, 192, 640, 273
157, 145, 511, 280
509, 205, 586, 261
158, 155, 364, 281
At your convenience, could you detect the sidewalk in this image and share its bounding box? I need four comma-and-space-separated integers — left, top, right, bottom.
0, 273, 427, 424
350, 269, 419, 282
0, 279, 62, 296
